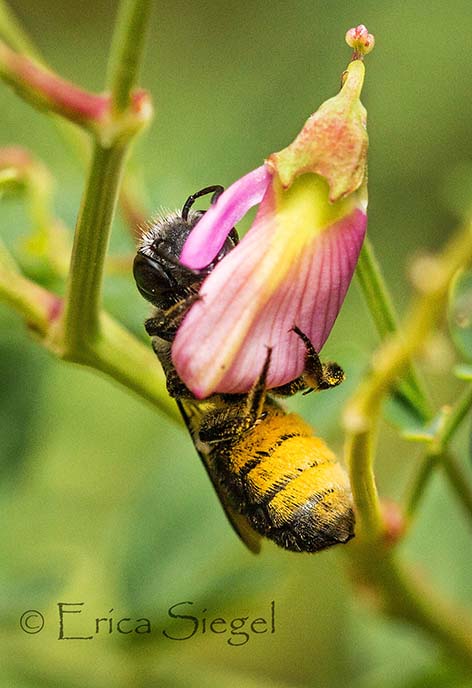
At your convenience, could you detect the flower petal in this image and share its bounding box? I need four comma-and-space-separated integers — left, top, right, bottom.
179, 164, 272, 270
172, 174, 367, 397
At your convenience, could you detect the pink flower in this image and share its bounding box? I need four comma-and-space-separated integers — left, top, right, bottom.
172, 37, 372, 399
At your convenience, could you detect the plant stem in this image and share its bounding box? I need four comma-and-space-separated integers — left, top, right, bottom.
345, 218, 472, 670
0, 0, 40, 58
0, 0, 150, 220
437, 385, 472, 449
61, 0, 153, 353
441, 450, 472, 523
356, 237, 432, 421
405, 453, 437, 520
0, 232, 179, 420
107, 0, 152, 114
406, 449, 472, 526
0, 238, 60, 334
345, 427, 383, 539
0, 0, 167, 422
350, 221, 472, 432
351, 545, 472, 671
62, 142, 127, 353
0, 39, 109, 130
406, 383, 472, 521
93, 313, 180, 422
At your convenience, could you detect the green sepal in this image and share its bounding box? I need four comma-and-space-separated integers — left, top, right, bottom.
268, 60, 367, 203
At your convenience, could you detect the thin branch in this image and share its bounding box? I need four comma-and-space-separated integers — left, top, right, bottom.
407, 385, 472, 522
347, 220, 472, 448
0, 0, 41, 58
350, 546, 472, 672
437, 385, 472, 449
0, 39, 109, 130
441, 450, 472, 523
107, 0, 152, 114
62, 142, 128, 352
356, 237, 432, 421
0, 238, 61, 334
344, 218, 472, 670
0, 228, 178, 420
60, 0, 153, 354
0, 0, 151, 229
93, 313, 180, 422
405, 453, 437, 520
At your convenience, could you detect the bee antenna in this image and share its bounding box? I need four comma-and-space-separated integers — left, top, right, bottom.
181, 185, 224, 221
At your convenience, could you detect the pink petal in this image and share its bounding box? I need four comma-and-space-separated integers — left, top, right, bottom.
172, 205, 367, 398
179, 164, 272, 270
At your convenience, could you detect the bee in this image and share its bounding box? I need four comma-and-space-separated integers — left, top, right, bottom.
133, 187, 355, 553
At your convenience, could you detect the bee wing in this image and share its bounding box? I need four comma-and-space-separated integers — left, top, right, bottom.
176, 399, 261, 554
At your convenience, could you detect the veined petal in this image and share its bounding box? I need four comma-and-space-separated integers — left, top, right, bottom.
172, 174, 367, 397
180, 164, 271, 270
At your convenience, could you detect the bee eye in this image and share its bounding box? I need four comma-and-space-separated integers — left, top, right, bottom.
133, 252, 172, 304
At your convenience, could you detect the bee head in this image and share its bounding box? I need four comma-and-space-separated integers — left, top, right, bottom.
134, 208, 237, 308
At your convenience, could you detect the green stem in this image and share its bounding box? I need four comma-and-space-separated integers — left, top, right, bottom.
0, 39, 109, 130
345, 219, 472, 669
351, 545, 472, 672
0, 0, 40, 58
0, 236, 178, 420
356, 238, 432, 420
61, 0, 153, 353
0, 238, 60, 334
345, 428, 383, 540
406, 385, 472, 521
441, 450, 472, 524
405, 453, 437, 520
62, 142, 127, 353
438, 385, 472, 448
93, 313, 180, 422
356, 238, 400, 336
0, 1, 90, 162
107, 0, 152, 114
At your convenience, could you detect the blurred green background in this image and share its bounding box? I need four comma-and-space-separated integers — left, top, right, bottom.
1, 1, 472, 687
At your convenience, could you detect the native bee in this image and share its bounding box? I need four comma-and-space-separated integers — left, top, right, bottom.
133, 186, 355, 553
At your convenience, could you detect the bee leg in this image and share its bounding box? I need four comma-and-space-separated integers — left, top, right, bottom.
165, 368, 195, 399
243, 345, 272, 422
199, 348, 273, 444
150, 338, 196, 399
228, 227, 239, 246
145, 293, 200, 341
271, 327, 345, 396
292, 325, 345, 393
270, 377, 307, 397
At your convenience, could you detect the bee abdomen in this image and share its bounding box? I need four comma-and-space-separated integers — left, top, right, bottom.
229, 416, 355, 553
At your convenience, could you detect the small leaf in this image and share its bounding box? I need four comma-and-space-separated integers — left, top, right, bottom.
448, 270, 472, 361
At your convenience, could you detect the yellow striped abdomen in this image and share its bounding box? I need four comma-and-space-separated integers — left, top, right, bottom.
226, 409, 354, 552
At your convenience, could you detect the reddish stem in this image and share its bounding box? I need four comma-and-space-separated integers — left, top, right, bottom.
0, 40, 109, 125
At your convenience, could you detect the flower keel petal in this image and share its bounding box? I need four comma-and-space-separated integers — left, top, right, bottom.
179, 164, 271, 270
